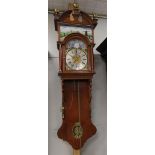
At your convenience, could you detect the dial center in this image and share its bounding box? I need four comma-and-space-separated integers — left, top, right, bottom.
72, 55, 81, 64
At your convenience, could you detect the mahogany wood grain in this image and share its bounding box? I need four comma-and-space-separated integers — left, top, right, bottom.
57, 80, 96, 149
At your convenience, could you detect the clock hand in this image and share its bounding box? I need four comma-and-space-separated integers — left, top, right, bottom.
75, 48, 78, 56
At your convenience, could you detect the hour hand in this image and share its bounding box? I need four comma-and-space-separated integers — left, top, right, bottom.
76, 49, 78, 55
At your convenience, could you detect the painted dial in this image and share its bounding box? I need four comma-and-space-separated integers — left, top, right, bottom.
66, 48, 87, 70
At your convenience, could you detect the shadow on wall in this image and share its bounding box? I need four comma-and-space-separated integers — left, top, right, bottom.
48, 51, 52, 58
96, 38, 107, 71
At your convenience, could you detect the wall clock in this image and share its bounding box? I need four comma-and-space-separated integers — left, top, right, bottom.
54, 2, 98, 155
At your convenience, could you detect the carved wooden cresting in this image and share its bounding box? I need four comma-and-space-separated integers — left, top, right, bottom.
54, 2, 98, 150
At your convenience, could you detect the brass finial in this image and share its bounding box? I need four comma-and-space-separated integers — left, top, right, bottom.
92, 12, 97, 19
54, 8, 59, 14
73, 2, 79, 9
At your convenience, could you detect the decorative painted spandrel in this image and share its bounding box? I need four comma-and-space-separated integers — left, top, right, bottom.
60, 26, 93, 42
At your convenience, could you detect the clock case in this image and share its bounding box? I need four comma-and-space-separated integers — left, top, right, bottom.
54, 9, 98, 149
59, 33, 94, 79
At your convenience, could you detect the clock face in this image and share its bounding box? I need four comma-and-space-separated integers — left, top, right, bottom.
66, 40, 87, 70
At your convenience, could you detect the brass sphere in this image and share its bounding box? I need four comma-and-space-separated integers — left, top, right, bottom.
54, 8, 59, 13
73, 2, 79, 9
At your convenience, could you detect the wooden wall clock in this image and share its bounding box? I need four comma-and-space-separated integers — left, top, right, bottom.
54, 3, 98, 155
